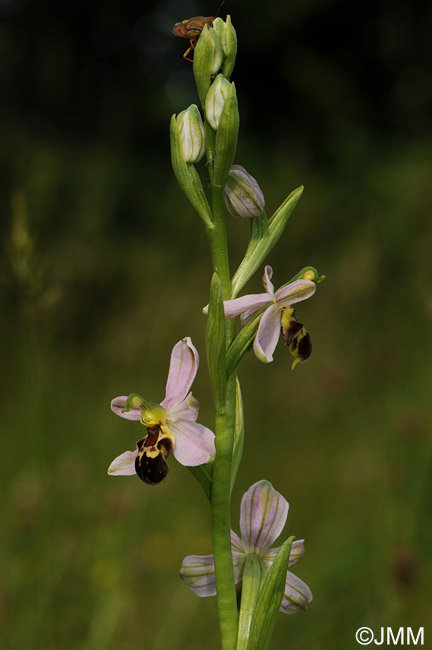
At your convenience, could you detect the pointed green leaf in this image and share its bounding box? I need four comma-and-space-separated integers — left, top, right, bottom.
231, 186, 304, 297
213, 84, 239, 188
170, 115, 213, 228
206, 272, 227, 413
248, 536, 295, 650
230, 378, 244, 494
221, 15, 237, 79
231, 210, 269, 294
187, 463, 212, 502
226, 310, 263, 378
236, 554, 261, 650
193, 25, 223, 107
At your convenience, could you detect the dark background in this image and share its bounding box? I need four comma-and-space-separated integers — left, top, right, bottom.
1, 1, 431, 649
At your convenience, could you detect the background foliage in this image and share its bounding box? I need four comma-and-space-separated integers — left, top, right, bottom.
1, 0, 431, 648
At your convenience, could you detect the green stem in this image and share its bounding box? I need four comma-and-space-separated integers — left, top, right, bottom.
205, 144, 238, 649
236, 555, 262, 650
207, 186, 231, 299
212, 373, 238, 650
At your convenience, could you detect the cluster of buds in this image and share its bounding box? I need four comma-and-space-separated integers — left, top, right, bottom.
170, 15, 240, 222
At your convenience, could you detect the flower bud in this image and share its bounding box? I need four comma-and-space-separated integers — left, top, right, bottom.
205, 74, 232, 130
212, 15, 237, 78
193, 25, 223, 106
224, 165, 265, 218
207, 28, 224, 75
176, 104, 205, 163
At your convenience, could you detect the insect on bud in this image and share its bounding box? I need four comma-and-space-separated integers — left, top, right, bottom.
205, 74, 232, 130
176, 104, 206, 163
224, 165, 265, 218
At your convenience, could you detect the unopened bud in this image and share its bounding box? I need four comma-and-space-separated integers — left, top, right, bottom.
212, 15, 237, 78
193, 25, 223, 106
224, 165, 265, 218
205, 74, 232, 130
176, 104, 205, 163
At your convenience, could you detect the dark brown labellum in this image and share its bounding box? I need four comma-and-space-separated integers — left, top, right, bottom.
135, 450, 169, 485
282, 319, 303, 346
134, 427, 173, 485
296, 331, 312, 361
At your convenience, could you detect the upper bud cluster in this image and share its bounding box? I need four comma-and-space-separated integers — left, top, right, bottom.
193, 16, 237, 106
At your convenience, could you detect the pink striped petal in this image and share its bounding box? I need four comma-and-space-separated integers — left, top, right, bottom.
169, 420, 215, 466
161, 338, 199, 409
180, 551, 244, 597
280, 571, 313, 613
223, 293, 272, 319
107, 449, 138, 476
239, 480, 289, 554
263, 539, 305, 569
262, 265, 275, 295
274, 279, 316, 308
110, 396, 141, 420
166, 392, 199, 422
239, 303, 268, 326
231, 529, 245, 554
253, 304, 281, 363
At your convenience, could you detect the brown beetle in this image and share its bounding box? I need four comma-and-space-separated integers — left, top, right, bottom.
172, 16, 215, 62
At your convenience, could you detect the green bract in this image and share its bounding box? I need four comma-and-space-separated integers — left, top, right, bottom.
170, 114, 212, 229
213, 83, 239, 188
232, 186, 304, 297
206, 272, 227, 413
230, 378, 244, 494
193, 25, 223, 107
248, 537, 296, 650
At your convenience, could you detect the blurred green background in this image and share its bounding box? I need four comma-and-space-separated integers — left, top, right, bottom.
1, 0, 431, 649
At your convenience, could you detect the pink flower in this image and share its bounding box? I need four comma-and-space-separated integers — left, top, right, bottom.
108, 338, 215, 485
180, 480, 312, 613
223, 265, 316, 364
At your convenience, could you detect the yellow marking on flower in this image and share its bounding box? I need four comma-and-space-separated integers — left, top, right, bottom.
303, 270, 315, 281
141, 405, 167, 427
281, 306, 294, 330
145, 448, 160, 459
160, 425, 175, 444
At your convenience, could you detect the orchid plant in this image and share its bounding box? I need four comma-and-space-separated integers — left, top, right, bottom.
108, 15, 324, 650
